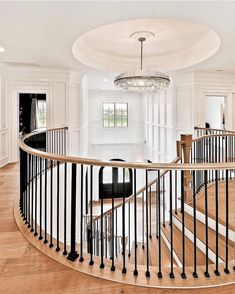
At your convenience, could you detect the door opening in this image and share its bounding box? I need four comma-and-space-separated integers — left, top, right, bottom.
19, 93, 47, 136
204, 95, 225, 129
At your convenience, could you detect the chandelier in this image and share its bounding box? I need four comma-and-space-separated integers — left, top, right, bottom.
114, 31, 170, 92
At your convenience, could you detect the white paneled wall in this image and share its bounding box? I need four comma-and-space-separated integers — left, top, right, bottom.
0, 68, 8, 167
53, 81, 66, 127
67, 72, 82, 157
6, 68, 83, 162
144, 87, 174, 163
80, 76, 89, 157
1, 64, 235, 169
88, 90, 144, 162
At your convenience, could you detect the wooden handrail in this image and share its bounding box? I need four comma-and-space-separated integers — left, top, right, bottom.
194, 126, 235, 133
19, 127, 235, 170
192, 132, 235, 142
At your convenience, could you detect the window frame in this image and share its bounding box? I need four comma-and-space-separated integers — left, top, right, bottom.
102, 102, 128, 128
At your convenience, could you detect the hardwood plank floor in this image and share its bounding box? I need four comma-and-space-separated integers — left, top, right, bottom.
0, 163, 235, 293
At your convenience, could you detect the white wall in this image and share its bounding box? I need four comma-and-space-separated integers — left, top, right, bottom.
4, 67, 83, 162
88, 90, 144, 162
0, 65, 9, 167
144, 86, 175, 163
80, 75, 89, 157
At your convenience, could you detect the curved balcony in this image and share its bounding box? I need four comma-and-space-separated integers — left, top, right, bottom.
15, 126, 235, 289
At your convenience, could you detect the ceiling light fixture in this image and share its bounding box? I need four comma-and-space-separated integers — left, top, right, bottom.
114, 31, 170, 92
0, 46, 5, 53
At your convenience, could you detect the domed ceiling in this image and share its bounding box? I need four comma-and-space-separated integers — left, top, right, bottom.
72, 18, 220, 73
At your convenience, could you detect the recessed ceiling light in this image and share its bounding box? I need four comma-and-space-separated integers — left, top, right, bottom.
101, 87, 105, 90
103, 78, 108, 82
0, 46, 5, 53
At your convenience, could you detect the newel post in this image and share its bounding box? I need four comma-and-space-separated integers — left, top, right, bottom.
180, 134, 193, 202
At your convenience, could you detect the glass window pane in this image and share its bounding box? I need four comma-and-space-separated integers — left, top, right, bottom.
37, 100, 47, 129
103, 103, 115, 127
118, 168, 130, 183
103, 167, 112, 183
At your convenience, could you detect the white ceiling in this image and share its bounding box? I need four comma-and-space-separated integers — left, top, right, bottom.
72, 18, 220, 72
0, 1, 235, 88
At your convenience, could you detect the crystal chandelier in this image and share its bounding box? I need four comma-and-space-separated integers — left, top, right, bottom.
114, 31, 170, 92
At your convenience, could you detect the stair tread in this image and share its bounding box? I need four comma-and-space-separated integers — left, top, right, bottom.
162, 222, 212, 267
125, 239, 174, 267
174, 210, 234, 262
188, 180, 235, 231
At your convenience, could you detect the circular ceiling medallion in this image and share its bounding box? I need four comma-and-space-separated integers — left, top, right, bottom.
72, 18, 220, 72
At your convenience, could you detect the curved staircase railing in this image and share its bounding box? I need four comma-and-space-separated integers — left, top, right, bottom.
17, 126, 235, 287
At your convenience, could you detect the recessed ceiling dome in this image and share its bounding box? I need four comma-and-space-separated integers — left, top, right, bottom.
72, 18, 220, 72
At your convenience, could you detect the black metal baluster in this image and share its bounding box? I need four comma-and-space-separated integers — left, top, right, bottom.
133, 169, 138, 276
19, 150, 24, 216
122, 168, 127, 273
145, 170, 150, 277
204, 170, 210, 277
192, 170, 198, 278
34, 156, 38, 236
115, 209, 117, 258
105, 215, 107, 259
175, 170, 178, 214
56, 161, 60, 251
142, 191, 145, 249
44, 159, 48, 243
169, 170, 174, 279
39, 157, 43, 240
89, 165, 94, 266
111, 167, 115, 271
224, 169, 230, 274
30, 155, 34, 232
67, 163, 79, 261
163, 176, 165, 227
27, 153, 31, 227
157, 170, 162, 278
49, 160, 54, 248
80, 164, 84, 262
149, 185, 152, 238
100, 177, 104, 267
214, 170, 220, 276
128, 201, 131, 257
23, 151, 27, 222
63, 162, 67, 255
181, 170, 186, 279
156, 179, 159, 238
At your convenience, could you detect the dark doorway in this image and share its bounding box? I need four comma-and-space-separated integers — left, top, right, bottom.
99, 159, 133, 200
19, 93, 46, 135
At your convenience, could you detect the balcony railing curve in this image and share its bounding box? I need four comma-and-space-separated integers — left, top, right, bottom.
16, 126, 235, 288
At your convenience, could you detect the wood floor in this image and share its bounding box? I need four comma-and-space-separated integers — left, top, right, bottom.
0, 163, 235, 293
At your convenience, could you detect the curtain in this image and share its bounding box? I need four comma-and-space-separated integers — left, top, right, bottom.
30, 98, 38, 132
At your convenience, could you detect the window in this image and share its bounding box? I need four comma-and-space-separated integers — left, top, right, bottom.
37, 100, 47, 128
103, 102, 128, 127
